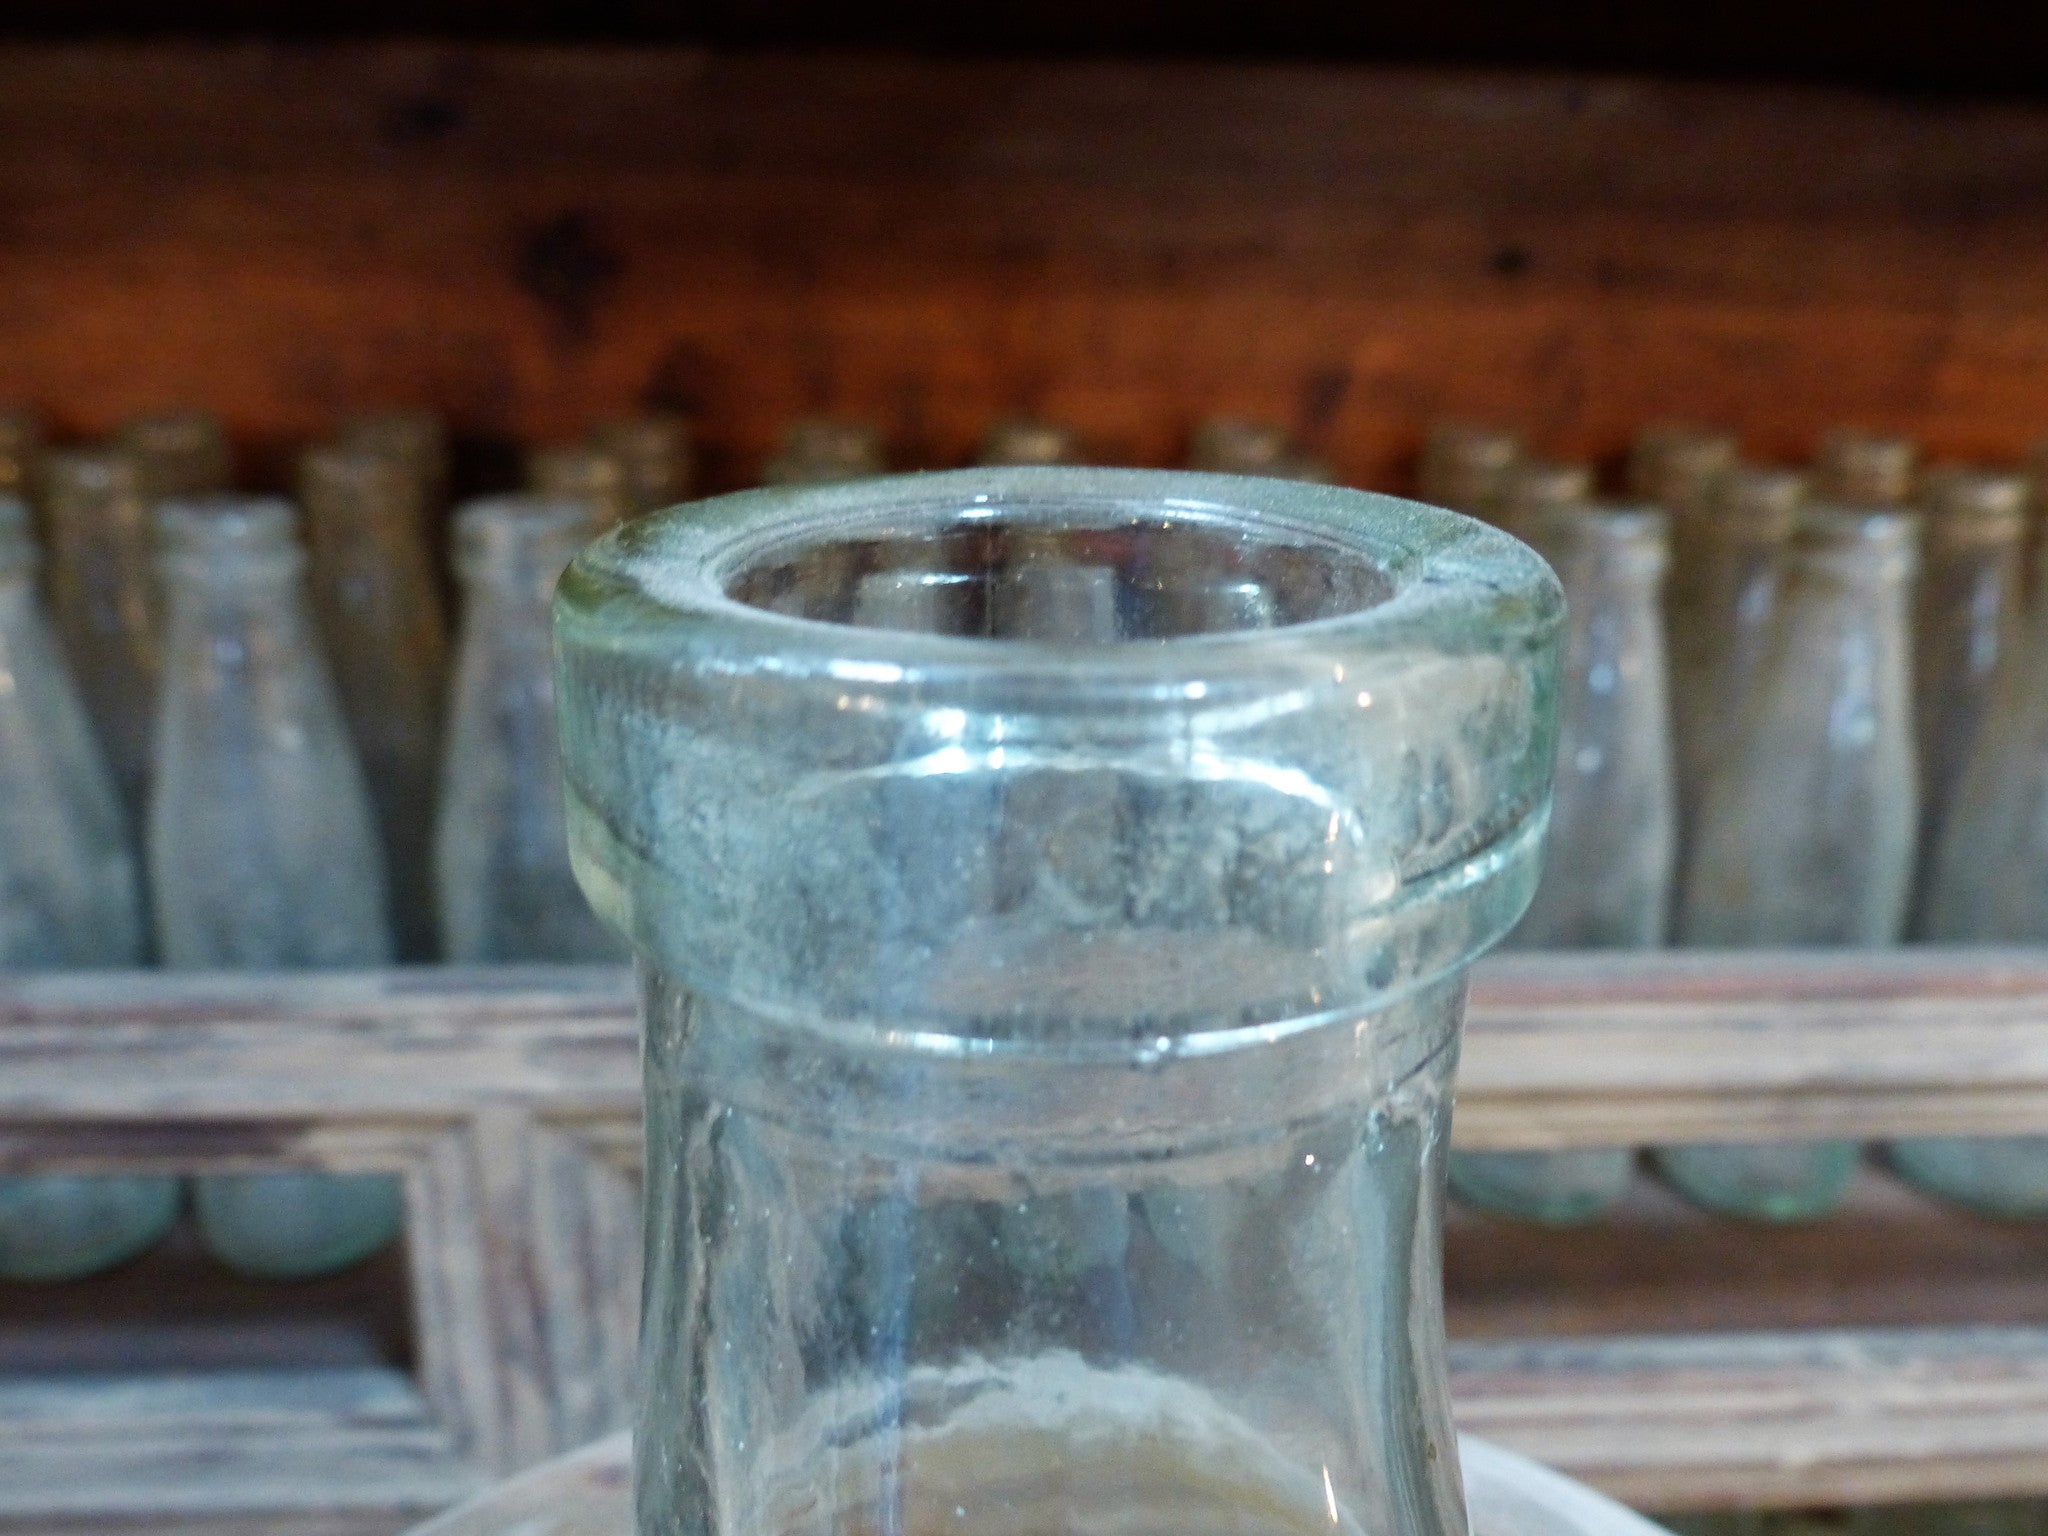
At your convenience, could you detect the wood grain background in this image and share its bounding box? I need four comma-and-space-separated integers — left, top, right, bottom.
3, 45, 2048, 493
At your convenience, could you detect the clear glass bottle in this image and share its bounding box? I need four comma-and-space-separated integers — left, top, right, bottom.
1899, 537, 2048, 1213
1188, 417, 1330, 481
1418, 423, 1521, 518
0, 494, 179, 1282
301, 443, 450, 962
150, 497, 401, 1279
1908, 468, 2027, 934
40, 448, 163, 829
979, 417, 1081, 467
1452, 503, 1673, 1224
1813, 430, 1917, 507
1666, 468, 1804, 862
0, 408, 42, 502
531, 443, 637, 531
342, 410, 452, 515
1660, 508, 1920, 1221
1498, 460, 1595, 522
436, 497, 619, 962
764, 419, 887, 486
120, 410, 232, 504
592, 415, 694, 516
555, 466, 1565, 1536
1627, 424, 1739, 518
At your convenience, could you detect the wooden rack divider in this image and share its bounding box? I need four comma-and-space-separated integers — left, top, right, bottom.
0, 951, 2044, 1531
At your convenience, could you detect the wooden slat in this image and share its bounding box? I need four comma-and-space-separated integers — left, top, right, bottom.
1453, 1327, 2048, 1512
4, 45, 2048, 489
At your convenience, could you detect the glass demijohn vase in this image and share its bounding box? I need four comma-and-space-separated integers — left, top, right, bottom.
436, 497, 620, 962
1451, 503, 1674, 1224
1660, 508, 1920, 1220
150, 497, 403, 1279
554, 467, 1565, 1536
0, 495, 179, 1281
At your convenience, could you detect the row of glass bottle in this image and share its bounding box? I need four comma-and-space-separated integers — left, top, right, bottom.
1418, 422, 2048, 1226
0, 408, 685, 1284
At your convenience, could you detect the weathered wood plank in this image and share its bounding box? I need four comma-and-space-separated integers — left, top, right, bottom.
4, 46, 2048, 490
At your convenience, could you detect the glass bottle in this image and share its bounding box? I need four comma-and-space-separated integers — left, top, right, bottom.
342, 410, 452, 515
0, 495, 179, 1282
592, 415, 694, 516
1627, 423, 1739, 517
301, 443, 450, 962
150, 497, 401, 1280
1666, 467, 1803, 859
40, 448, 162, 829
531, 443, 636, 532
1659, 508, 1920, 1221
1498, 460, 1595, 522
1813, 430, 1917, 507
555, 466, 1565, 1536
1452, 504, 1673, 1225
1898, 539, 2048, 1213
1418, 423, 1521, 518
120, 411, 232, 504
979, 417, 1081, 467
763, 419, 887, 486
1188, 417, 1330, 481
0, 407, 42, 502
1908, 469, 2027, 934
436, 497, 619, 962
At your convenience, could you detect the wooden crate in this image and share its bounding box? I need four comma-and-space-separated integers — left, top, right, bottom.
4, 952, 2048, 1530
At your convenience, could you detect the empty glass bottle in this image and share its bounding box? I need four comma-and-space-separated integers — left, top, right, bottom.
342, 410, 452, 515
1667, 467, 1804, 860
1660, 508, 1920, 1220
121, 411, 232, 504
1813, 431, 1917, 507
1899, 539, 2048, 1213
1188, 417, 1330, 481
764, 419, 887, 486
40, 448, 162, 829
531, 443, 636, 531
592, 415, 694, 516
554, 466, 1565, 1536
150, 497, 401, 1279
979, 417, 1081, 467
0, 495, 179, 1282
1499, 460, 1595, 522
1418, 423, 1522, 518
1453, 503, 1673, 1224
302, 443, 450, 962
0, 408, 42, 502
436, 496, 619, 962
1628, 424, 1739, 518
1908, 469, 2027, 934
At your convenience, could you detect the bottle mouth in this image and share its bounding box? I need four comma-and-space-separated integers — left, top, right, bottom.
154, 496, 304, 577
558, 469, 1564, 1040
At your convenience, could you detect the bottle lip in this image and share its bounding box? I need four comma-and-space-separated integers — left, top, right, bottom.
556, 468, 1565, 1035
1918, 466, 2029, 539
562, 468, 1562, 680
154, 495, 302, 564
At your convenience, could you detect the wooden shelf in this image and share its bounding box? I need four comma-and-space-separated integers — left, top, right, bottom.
1, 954, 2046, 1524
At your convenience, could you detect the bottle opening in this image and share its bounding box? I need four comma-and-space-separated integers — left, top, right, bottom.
724, 503, 1394, 640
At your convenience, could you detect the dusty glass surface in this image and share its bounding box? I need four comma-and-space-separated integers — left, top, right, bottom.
0, 495, 177, 1281
1666, 467, 1803, 864
40, 448, 163, 831
1904, 540, 2048, 1213
149, 497, 401, 1279
436, 497, 621, 962
555, 468, 1563, 1536
1662, 508, 1920, 1221
1908, 468, 2026, 936
303, 444, 450, 962
1418, 424, 1521, 519
1454, 505, 1673, 1225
